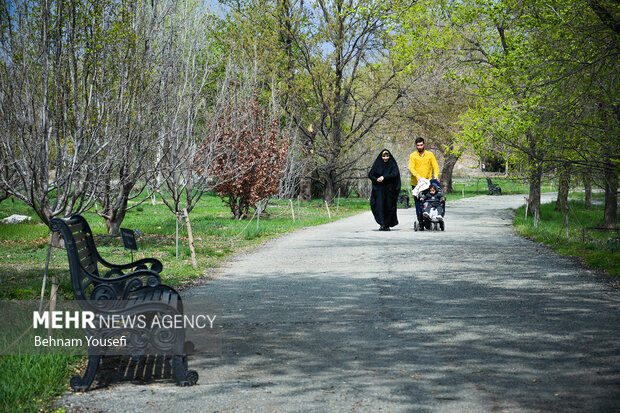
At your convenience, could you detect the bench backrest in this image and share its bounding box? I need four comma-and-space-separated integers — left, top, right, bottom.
49, 215, 101, 302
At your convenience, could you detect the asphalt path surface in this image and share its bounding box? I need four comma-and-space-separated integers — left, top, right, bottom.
59, 194, 620, 412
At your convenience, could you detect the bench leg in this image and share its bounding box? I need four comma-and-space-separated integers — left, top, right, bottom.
170, 355, 199, 386
70, 355, 101, 392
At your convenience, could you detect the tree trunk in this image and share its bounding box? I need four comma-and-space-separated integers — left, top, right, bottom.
527, 163, 543, 221
554, 163, 571, 212
440, 152, 459, 193
584, 172, 592, 209
299, 162, 312, 203
323, 168, 336, 204
51, 230, 65, 249
99, 173, 133, 235
183, 208, 197, 269
106, 219, 122, 236
106, 208, 127, 235
604, 163, 618, 229
228, 195, 249, 220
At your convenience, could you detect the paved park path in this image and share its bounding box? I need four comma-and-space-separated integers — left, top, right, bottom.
59, 194, 620, 412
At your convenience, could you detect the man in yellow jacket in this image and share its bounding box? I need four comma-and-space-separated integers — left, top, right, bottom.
409, 137, 440, 230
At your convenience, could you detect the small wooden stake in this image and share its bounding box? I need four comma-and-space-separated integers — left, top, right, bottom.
290, 199, 295, 222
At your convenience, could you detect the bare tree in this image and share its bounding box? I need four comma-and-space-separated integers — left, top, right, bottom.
93, 0, 178, 234
155, 1, 220, 267
287, 0, 405, 203
0, 0, 111, 233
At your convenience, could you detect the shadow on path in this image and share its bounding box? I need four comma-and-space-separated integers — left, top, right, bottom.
59, 194, 620, 412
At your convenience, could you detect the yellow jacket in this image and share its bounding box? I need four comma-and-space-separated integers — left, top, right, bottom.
409, 150, 440, 186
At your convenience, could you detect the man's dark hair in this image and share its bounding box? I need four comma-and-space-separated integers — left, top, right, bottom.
415, 137, 425, 144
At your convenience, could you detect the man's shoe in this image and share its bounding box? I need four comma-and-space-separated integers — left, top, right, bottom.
422, 212, 430, 218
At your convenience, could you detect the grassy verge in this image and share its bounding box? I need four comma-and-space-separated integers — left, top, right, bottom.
567, 190, 606, 202
0, 194, 370, 299
0, 193, 369, 411
446, 177, 544, 200
513, 200, 619, 276
0, 355, 81, 412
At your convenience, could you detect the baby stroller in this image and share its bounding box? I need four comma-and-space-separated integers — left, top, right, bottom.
413, 179, 445, 231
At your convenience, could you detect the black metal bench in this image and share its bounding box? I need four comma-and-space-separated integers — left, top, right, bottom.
397, 189, 410, 208
49, 214, 198, 391
486, 177, 502, 195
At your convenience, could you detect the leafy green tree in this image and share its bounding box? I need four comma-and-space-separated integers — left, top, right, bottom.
389, 0, 618, 225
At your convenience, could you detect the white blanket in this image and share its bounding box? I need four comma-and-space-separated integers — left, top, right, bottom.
411, 178, 430, 198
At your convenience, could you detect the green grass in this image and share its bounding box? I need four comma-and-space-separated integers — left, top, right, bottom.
0, 355, 80, 412
567, 190, 606, 202
0, 194, 370, 299
446, 176, 555, 200
0, 192, 370, 411
513, 200, 620, 276
397, 176, 533, 203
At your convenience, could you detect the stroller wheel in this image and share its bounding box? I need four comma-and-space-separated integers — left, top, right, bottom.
413, 221, 418, 231
425, 221, 432, 230
440, 221, 445, 231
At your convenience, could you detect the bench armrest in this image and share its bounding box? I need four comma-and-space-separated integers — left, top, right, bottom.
98, 256, 163, 274
83, 265, 162, 287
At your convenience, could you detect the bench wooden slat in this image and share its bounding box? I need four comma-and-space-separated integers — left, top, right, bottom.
68, 223, 83, 233
169, 291, 178, 309
162, 289, 170, 304
73, 231, 86, 243
74, 237, 88, 250
78, 247, 93, 261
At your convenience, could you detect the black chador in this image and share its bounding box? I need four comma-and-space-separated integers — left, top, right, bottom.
368, 149, 401, 231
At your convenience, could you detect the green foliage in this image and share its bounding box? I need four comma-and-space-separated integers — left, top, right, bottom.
388, 0, 617, 201
384, 0, 454, 74
514, 200, 620, 276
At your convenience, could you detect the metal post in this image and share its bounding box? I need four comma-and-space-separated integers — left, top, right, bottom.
337, 188, 340, 212
39, 234, 53, 312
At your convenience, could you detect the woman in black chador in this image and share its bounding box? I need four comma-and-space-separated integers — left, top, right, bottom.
368, 149, 401, 231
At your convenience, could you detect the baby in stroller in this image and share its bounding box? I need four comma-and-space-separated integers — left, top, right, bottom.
418, 180, 445, 231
